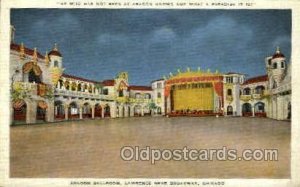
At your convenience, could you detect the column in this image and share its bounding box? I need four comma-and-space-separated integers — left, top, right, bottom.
46, 100, 54, 122
111, 103, 116, 118
124, 106, 129, 117
130, 106, 134, 117
64, 104, 69, 120
252, 104, 255, 117
79, 106, 83, 119
91, 105, 95, 119
101, 106, 105, 118
141, 107, 144, 116
27, 101, 37, 124
119, 106, 123, 117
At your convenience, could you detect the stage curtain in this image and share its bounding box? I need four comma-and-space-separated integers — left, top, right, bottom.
213, 82, 223, 97
173, 86, 213, 110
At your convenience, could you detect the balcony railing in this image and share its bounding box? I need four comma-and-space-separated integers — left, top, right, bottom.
129, 98, 153, 103
252, 93, 262, 99
54, 88, 114, 100
13, 82, 37, 95
240, 95, 251, 101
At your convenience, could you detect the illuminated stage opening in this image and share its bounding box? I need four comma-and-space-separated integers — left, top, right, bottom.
164, 70, 224, 117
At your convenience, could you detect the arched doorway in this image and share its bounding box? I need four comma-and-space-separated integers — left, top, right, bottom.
116, 106, 119, 117
23, 61, 42, 83
157, 107, 162, 115
37, 101, 47, 122
13, 100, 27, 123
254, 102, 266, 117
95, 104, 102, 118
69, 102, 79, 119
227, 105, 233, 115
287, 102, 291, 120
143, 106, 151, 116
122, 106, 126, 117
242, 103, 252, 117
134, 105, 141, 116
54, 100, 65, 120
104, 104, 110, 117
82, 103, 91, 118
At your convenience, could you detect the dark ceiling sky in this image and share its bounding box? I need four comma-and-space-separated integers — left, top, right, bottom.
11, 9, 291, 85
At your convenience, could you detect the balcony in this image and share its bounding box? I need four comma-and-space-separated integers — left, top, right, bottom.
129, 98, 153, 104
54, 88, 114, 101
13, 82, 37, 96
240, 95, 251, 101
252, 93, 262, 99
116, 96, 129, 103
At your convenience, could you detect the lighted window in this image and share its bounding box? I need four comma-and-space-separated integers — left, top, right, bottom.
54, 60, 59, 67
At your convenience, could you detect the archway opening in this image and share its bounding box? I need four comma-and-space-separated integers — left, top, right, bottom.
82, 103, 91, 118
104, 104, 111, 117
242, 103, 252, 117
69, 102, 79, 119
122, 106, 125, 117
36, 101, 47, 122
134, 105, 141, 116
95, 104, 102, 118
254, 102, 266, 117
227, 105, 233, 115
54, 100, 65, 120
157, 107, 162, 115
13, 100, 27, 123
143, 106, 151, 116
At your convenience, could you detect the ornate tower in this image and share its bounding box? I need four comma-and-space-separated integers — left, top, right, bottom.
48, 44, 64, 85
268, 47, 286, 89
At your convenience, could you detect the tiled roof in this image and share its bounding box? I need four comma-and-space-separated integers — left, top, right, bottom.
10, 43, 45, 59
49, 50, 62, 57
129, 85, 152, 91
243, 75, 268, 85
102, 80, 115, 86
151, 78, 165, 83
62, 73, 99, 84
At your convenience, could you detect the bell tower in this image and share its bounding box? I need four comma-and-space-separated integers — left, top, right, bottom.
268, 47, 286, 89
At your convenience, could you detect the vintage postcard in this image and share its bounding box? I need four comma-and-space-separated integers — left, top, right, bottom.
0, 0, 300, 186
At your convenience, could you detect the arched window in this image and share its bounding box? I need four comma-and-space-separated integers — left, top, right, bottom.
28, 69, 41, 83
273, 62, 277, 69
243, 88, 251, 95
119, 90, 124, 97
54, 60, 59, 67
281, 61, 285, 68
157, 92, 162, 98
227, 89, 232, 96
135, 93, 141, 99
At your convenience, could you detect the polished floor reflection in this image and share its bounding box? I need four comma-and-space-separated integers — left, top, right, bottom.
10, 116, 290, 178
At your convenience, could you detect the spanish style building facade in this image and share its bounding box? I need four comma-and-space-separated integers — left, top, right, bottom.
10, 28, 291, 124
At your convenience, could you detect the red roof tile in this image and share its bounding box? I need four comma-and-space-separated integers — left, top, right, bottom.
49, 50, 62, 57
102, 80, 115, 86
129, 85, 152, 91
243, 75, 268, 85
10, 43, 45, 59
